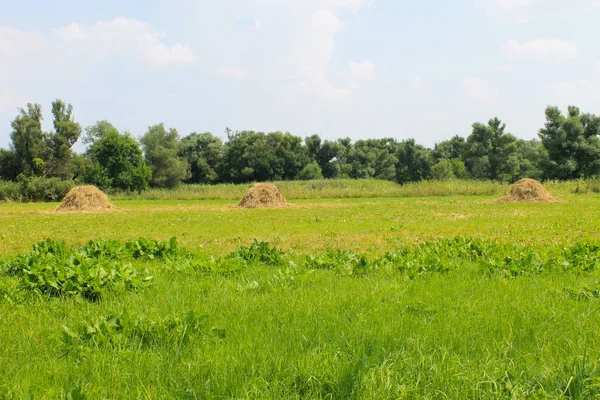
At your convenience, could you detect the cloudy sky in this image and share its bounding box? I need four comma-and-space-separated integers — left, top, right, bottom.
0, 0, 598, 150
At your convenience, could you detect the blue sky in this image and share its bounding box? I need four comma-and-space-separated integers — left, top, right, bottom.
0, 0, 598, 150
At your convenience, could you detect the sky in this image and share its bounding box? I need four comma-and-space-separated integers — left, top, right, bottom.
0, 0, 599, 150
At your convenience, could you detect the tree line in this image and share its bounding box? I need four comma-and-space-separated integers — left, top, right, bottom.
1, 100, 599, 193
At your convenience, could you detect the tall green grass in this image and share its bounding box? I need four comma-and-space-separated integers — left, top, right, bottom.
2, 238, 600, 398
111, 179, 597, 201
2, 178, 598, 203
113, 179, 509, 201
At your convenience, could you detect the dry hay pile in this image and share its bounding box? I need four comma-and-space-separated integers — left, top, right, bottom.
499, 178, 555, 203
57, 185, 114, 212
237, 183, 287, 208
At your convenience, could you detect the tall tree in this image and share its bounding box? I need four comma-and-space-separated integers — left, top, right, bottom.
9, 103, 48, 177
432, 135, 466, 163
141, 124, 189, 188
179, 132, 223, 184
464, 118, 518, 181
0, 149, 19, 181
45, 99, 82, 179
347, 138, 399, 181
220, 130, 310, 182
313, 139, 348, 179
395, 139, 432, 183
538, 106, 600, 180
304, 134, 322, 161
83, 120, 118, 145
85, 123, 151, 192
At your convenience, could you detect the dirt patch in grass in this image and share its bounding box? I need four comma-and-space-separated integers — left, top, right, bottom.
57, 185, 115, 212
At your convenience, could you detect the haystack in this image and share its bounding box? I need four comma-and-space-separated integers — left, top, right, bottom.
57, 185, 114, 212
499, 178, 554, 202
237, 183, 286, 208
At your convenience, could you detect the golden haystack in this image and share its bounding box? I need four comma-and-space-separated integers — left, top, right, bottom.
57, 185, 114, 212
237, 183, 286, 208
499, 178, 554, 203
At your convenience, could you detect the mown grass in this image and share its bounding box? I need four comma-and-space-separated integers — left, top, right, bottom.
0, 194, 598, 257
1, 192, 600, 398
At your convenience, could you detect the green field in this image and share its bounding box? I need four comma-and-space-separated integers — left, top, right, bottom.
1, 185, 600, 398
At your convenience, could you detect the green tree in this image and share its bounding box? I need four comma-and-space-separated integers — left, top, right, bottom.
85, 122, 151, 192
179, 132, 223, 184
347, 138, 399, 181
45, 99, 82, 179
220, 130, 310, 182
431, 159, 455, 181
9, 103, 48, 177
396, 139, 432, 184
432, 135, 466, 163
538, 106, 600, 180
504, 139, 546, 181
83, 120, 118, 145
296, 161, 324, 180
431, 158, 467, 181
464, 118, 518, 181
141, 124, 189, 188
305, 134, 322, 161
312, 139, 347, 179
0, 149, 19, 181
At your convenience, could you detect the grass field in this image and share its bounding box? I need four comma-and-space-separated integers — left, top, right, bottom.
1, 184, 600, 398
108, 178, 600, 201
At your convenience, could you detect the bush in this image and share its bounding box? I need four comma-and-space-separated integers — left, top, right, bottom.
431, 160, 455, 181
0, 177, 75, 202
20, 177, 75, 202
296, 161, 324, 180
0, 180, 21, 202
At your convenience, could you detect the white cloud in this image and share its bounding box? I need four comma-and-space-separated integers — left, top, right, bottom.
285, 1, 372, 100
476, 0, 540, 21
504, 39, 578, 59
349, 61, 375, 81
218, 67, 248, 80
464, 76, 500, 101
322, 0, 373, 12
52, 18, 195, 67
492, 0, 540, 11
411, 76, 425, 91
478, 0, 600, 22
493, 64, 514, 72
0, 27, 45, 57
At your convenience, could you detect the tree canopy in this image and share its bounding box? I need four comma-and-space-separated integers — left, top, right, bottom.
1, 100, 599, 192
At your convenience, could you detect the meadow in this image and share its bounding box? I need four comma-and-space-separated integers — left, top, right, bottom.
1, 180, 600, 399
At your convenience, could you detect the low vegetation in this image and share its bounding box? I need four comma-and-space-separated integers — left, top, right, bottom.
0, 191, 599, 398
2, 233, 600, 397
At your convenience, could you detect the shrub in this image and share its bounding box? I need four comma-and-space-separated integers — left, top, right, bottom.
296, 161, 324, 180
20, 177, 75, 202
0, 180, 21, 202
0, 177, 75, 202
